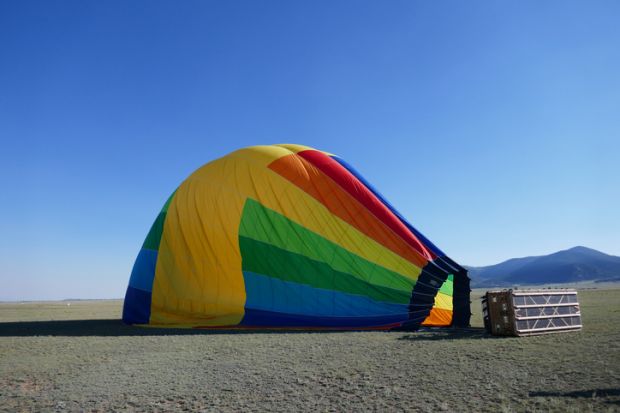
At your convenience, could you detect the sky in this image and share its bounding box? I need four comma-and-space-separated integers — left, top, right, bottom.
1, 1, 619, 300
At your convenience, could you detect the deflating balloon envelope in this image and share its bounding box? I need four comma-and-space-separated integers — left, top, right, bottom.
123, 144, 470, 330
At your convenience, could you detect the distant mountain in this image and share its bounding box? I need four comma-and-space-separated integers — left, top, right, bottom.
467, 246, 620, 287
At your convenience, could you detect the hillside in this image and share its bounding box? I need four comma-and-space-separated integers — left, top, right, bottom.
467, 246, 620, 287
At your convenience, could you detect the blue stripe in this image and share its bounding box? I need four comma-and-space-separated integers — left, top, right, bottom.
122, 286, 152, 324
241, 308, 406, 328
242, 271, 409, 318
331, 155, 445, 257
128, 248, 158, 292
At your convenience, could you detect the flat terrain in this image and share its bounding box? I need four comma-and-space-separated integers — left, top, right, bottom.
1, 288, 619, 412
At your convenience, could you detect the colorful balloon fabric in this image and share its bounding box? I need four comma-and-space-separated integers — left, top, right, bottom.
123, 144, 471, 330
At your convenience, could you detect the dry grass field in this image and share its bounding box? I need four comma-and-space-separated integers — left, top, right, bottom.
1, 288, 619, 412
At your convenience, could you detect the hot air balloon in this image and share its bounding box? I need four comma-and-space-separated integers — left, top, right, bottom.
123, 144, 470, 330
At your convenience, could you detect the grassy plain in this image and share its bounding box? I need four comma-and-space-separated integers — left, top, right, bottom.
1, 288, 619, 412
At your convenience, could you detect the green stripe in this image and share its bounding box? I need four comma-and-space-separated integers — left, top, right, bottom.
438, 274, 454, 296
161, 189, 176, 213
239, 199, 416, 293
240, 236, 411, 304
142, 190, 177, 251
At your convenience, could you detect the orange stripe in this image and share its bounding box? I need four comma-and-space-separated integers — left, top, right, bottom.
269, 153, 428, 269
299, 150, 434, 260
421, 308, 453, 326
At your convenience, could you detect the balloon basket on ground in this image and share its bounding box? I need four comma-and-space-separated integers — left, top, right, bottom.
481, 289, 582, 337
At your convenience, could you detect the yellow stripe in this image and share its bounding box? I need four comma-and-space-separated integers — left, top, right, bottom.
432, 292, 453, 311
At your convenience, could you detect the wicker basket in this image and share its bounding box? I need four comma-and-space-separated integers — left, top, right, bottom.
482, 289, 582, 336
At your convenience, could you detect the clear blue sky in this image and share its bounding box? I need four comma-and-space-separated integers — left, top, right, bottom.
1, 1, 618, 300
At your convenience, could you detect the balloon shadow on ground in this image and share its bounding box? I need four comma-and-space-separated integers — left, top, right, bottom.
397, 327, 497, 341
0, 321, 497, 338
0, 319, 414, 337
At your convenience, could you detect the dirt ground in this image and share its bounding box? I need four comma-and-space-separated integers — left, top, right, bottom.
1, 288, 619, 412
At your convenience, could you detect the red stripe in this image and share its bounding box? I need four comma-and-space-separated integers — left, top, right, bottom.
269, 154, 428, 267
298, 150, 434, 260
